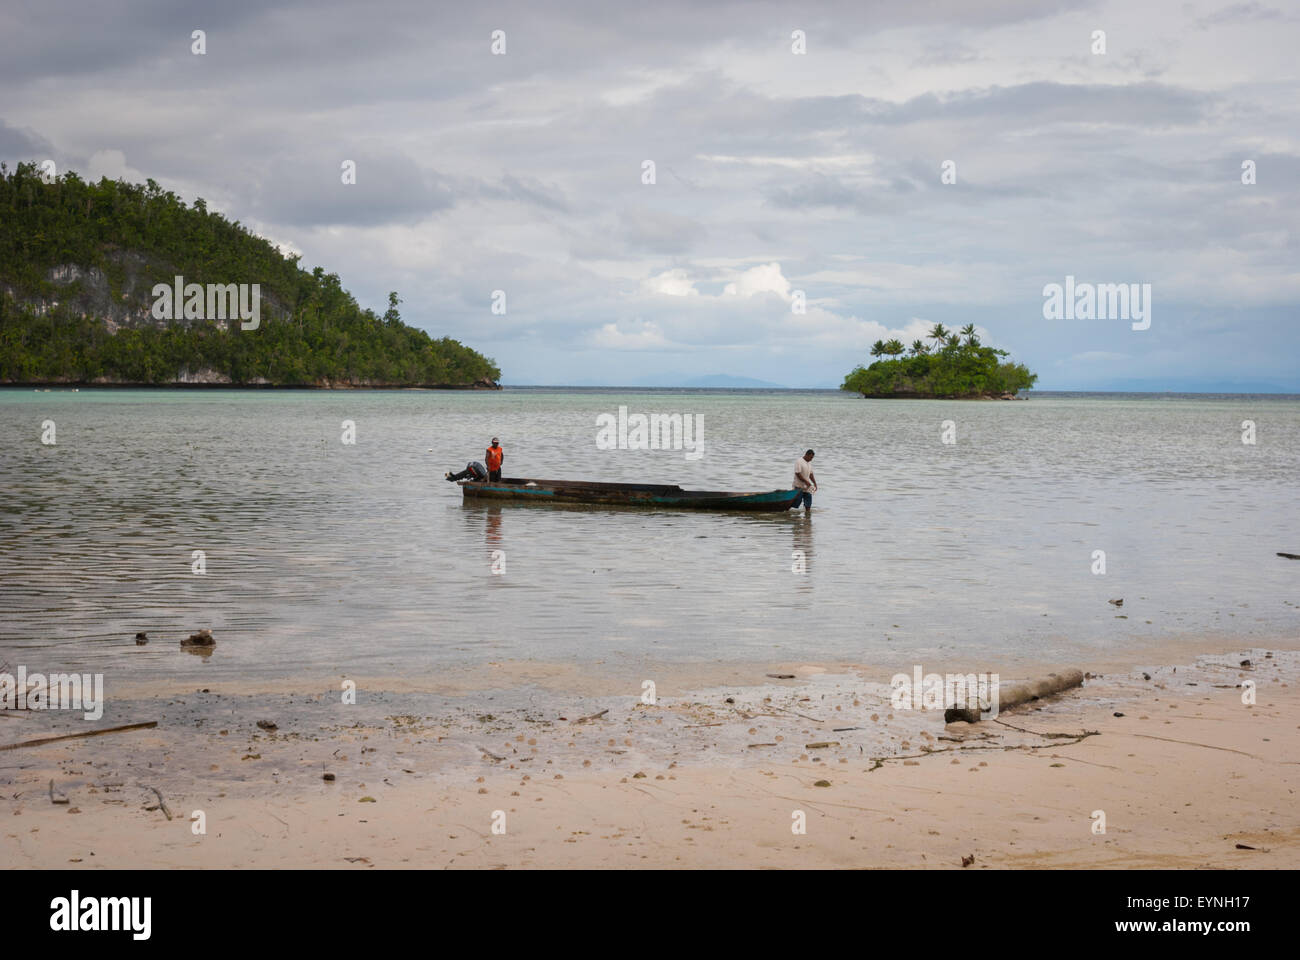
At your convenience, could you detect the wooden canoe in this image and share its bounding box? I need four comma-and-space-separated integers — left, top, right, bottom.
457, 477, 802, 512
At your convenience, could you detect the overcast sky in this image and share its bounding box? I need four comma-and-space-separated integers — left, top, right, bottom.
2, 0, 1297, 388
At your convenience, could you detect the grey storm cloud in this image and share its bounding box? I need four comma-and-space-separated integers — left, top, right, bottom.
1197, 2, 1288, 29
615, 207, 706, 255
249, 151, 455, 228
0, 119, 52, 168
765, 173, 868, 210
0, 0, 1093, 85
479, 174, 570, 213
835, 82, 1211, 129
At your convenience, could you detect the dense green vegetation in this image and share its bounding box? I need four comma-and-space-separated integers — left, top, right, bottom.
841, 323, 1037, 398
0, 162, 499, 386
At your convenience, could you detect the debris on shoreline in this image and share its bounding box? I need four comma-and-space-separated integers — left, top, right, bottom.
181, 628, 215, 648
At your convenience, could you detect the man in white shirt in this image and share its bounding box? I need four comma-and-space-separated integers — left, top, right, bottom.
792, 449, 817, 512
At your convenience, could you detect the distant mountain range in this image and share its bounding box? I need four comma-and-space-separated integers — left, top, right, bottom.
675, 374, 786, 388
1046, 378, 1299, 394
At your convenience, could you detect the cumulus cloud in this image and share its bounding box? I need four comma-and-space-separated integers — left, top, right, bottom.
723, 263, 791, 299
641, 269, 699, 297
86, 149, 147, 184
591, 319, 672, 350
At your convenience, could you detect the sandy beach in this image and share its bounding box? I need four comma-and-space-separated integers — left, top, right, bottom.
3, 646, 1295, 869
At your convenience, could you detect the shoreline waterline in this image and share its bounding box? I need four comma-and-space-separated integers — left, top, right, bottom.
81, 631, 1300, 702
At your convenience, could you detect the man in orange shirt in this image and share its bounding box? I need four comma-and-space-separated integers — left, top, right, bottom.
485, 437, 504, 481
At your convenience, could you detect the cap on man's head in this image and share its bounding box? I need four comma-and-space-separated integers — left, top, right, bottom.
491, 437, 499, 443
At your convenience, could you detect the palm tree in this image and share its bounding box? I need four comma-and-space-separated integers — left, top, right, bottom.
928, 323, 949, 352
960, 323, 979, 347
884, 338, 905, 356
870, 339, 886, 357
946, 333, 960, 350
910, 339, 930, 356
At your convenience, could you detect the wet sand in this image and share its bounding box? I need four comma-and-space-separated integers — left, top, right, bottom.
2, 647, 1296, 869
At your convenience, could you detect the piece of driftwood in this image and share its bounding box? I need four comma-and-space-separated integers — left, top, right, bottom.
992, 717, 1101, 741
772, 705, 821, 723
1278, 552, 1300, 560
573, 708, 609, 723
0, 720, 158, 752
142, 784, 172, 820
944, 670, 1085, 724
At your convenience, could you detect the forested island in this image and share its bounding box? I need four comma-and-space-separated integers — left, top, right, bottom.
841, 324, 1037, 399
0, 163, 500, 388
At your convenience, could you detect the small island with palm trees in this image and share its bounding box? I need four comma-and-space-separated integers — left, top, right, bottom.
841, 323, 1038, 399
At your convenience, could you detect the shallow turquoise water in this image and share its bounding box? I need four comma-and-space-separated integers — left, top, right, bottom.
1, 388, 1297, 683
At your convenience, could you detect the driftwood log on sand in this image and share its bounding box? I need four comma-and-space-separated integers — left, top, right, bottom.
142, 784, 173, 820
0, 720, 158, 752
944, 669, 1085, 724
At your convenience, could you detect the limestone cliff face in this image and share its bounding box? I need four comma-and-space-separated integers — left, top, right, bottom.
3, 252, 268, 334
171, 368, 234, 384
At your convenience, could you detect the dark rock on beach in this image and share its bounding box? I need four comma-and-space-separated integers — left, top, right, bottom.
181, 628, 215, 647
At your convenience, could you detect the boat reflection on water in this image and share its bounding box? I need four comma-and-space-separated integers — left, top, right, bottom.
791, 514, 814, 591
484, 506, 504, 550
